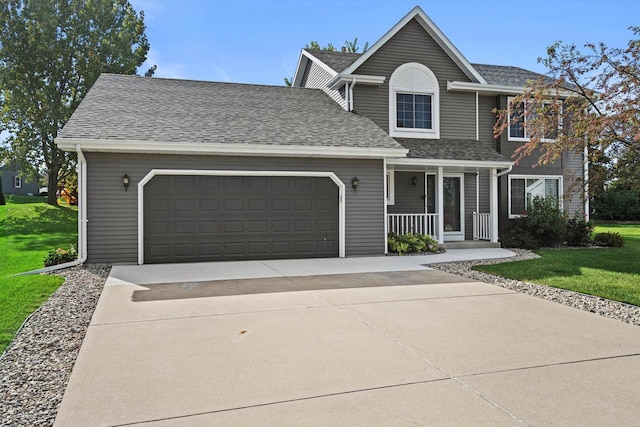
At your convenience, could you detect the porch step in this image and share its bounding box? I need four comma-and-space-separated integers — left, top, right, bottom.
442, 241, 501, 250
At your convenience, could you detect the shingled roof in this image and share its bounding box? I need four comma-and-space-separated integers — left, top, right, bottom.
395, 138, 509, 163
304, 50, 362, 73
58, 74, 405, 155
470, 64, 552, 87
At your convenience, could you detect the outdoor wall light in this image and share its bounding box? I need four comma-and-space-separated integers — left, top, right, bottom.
122, 174, 130, 192
412, 176, 418, 186
351, 176, 359, 192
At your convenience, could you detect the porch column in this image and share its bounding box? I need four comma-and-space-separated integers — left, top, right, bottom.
490, 167, 499, 243
437, 166, 444, 244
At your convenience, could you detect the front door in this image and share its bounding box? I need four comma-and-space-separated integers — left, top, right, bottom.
443, 174, 464, 241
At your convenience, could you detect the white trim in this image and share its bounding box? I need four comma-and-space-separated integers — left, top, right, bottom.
342, 6, 486, 84
327, 73, 386, 90
389, 63, 440, 139
385, 169, 395, 205
383, 160, 389, 254
507, 96, 563, 143
508, 174, 563, 218
436, 167, 444, 244
56, 138, 407, 159
13, 175, 22, 188
448, 80, 575, 97
137, 169, 346, 265
584, 145, 590, 220
387, 157, 513, 169
490, 168, 499, 242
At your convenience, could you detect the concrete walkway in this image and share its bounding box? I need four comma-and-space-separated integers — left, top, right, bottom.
55, 251, 640, 426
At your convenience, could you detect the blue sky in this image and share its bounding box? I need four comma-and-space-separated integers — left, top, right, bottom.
130, 0, 640, 86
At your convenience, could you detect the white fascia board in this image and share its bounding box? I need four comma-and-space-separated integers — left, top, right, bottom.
342, 6, 487, 85
56, 138, 408, 159
327, 74, 386, 90
448, 80, 575, 98
387, 157, 513, 169
293, 50, 339, 87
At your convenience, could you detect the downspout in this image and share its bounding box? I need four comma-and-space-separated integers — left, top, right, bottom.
15, 145, 88, 276
349, 78, 356, 111
583, 146, 590, 220
496, 164, 513, 177
344, 80, 350, 111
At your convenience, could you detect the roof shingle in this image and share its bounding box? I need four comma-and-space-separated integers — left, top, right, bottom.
304, 49, 362, 73
394, 138, 509, 163
471, 63, 552, 87
59, 74, 404, 152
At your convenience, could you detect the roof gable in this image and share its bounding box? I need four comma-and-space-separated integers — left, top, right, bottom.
342, 6, 486, 84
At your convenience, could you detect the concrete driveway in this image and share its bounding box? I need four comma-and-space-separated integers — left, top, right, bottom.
55, 252, 640, 426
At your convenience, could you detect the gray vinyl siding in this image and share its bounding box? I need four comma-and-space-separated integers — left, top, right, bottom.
351, 18, 475, 138
563, 149, 586, 214
84, 152, 384, 264
478, 95, 499, 151
478, 170, 491, 213
464, 173, 476, 240
387, 171, 424, 214
496, 96, 586, 222
300, 59, 346, 109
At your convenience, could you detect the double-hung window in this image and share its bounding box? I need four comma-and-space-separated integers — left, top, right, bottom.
396, 93, 432, 130
508, 97, 562, 141
509, 175, 562, 218
13, 176, 22, 189
389, 63, 439, 139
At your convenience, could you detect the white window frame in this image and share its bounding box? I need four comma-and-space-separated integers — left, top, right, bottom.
389, 62, 440, 139
507, 97, 562, 142
386, 170, 395, 205
13, 176, 22, 188
508, 174, 563, 218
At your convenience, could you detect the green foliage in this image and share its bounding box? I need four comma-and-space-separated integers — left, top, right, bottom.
0, 0, 151, 206
593, 189, 640, 220
502, 197, 566, 249
566, 212, 594, 246
0, 196, 77, 352
388, 232, 438, 255
592, 231, 625, 247
44, 244, 78, 267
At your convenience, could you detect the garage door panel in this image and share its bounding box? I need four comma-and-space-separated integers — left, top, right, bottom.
144, 175, 339, 263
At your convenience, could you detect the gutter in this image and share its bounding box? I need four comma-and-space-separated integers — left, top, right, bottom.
496, 164, 513, 177
15, 144, 88, 276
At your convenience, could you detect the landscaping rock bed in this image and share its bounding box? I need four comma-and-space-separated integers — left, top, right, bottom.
429, 248, 640, 327
0, 265, 109, 427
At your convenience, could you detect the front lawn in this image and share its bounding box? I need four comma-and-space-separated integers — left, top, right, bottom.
476, 223, 640, 306
0, 196, 78, 353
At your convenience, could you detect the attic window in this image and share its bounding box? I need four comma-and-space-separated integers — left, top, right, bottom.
389, 63, 439, 139
13, 176, 22, 188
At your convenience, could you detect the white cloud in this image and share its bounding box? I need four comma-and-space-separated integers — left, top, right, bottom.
214, 67, 232, 83
143, 49, 186, 79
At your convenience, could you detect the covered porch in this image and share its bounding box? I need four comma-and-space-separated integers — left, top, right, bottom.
384, 158, 512, 248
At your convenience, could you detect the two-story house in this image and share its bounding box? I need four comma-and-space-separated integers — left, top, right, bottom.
55, 6, 586, 265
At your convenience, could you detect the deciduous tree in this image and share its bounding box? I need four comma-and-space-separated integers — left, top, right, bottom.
494, 26, 640, 199
0, 0, 152, 205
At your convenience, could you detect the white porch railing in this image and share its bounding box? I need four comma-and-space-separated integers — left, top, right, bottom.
473, 212, 491, 241
387, 213, 438, 239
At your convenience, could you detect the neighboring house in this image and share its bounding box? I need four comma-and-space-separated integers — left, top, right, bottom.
55, 6, 586, 265
0, 166, 40, 196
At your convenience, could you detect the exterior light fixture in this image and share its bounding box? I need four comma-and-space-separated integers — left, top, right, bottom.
412, 176, 418, 186
351, 177, 359, 192
122, 174, 130, 192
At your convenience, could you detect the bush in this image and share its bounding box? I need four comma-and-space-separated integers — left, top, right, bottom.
593, 189, 640, 220
592, 232, 625, 247
44, 245, 78, 267
566, 212, 594, 246
502, 196, 566, 249
388, 232, 439, 255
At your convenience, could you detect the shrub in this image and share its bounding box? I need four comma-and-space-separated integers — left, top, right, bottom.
566, 212, 594, 246
388, 232, 438, 255
44, 245, 78, 267
592, 232, 625, 247
502, 196, 566, 249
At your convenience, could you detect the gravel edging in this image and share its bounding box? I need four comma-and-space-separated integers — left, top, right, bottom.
0, 265, 110, 427
428, 248, 640, 327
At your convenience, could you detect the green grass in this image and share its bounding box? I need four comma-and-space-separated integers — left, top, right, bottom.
476, 223, 640, 306
0, 196, 78, 353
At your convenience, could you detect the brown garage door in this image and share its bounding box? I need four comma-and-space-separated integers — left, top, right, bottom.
144, 175, 339, 264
